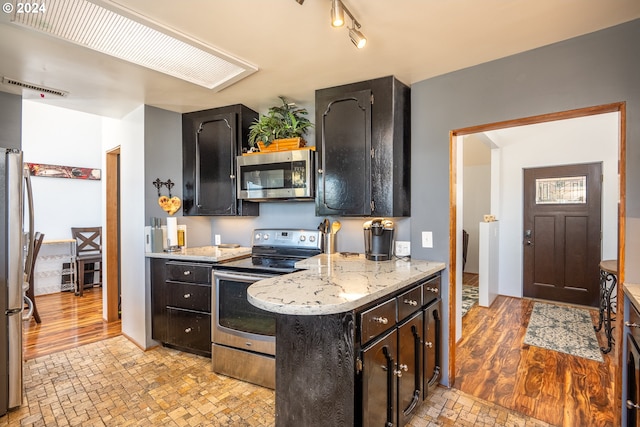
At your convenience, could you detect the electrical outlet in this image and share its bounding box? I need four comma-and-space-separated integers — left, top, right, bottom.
421, 231, 433, 248
214, 234, 221, 245
395, 241, 411, 257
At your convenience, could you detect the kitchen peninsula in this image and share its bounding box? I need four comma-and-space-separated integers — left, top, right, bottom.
248, 254, 445, 427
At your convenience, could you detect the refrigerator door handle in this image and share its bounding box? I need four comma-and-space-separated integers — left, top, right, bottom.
22, 296, 34, 321
23, 164, 35, 284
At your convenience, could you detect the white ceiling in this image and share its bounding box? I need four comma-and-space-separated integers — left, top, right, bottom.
1, 0, 639, 118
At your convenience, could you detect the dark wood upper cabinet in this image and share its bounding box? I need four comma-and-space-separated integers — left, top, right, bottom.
182, 104, 259, 216
315, 76, 411, 217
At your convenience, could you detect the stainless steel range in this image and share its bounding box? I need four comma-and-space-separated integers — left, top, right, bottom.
211, 229, 322, 389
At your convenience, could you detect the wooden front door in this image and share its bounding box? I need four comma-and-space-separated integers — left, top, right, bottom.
523, 162, 602, 307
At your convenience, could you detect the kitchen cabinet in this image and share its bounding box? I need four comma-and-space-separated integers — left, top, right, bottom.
150, 258, 212, 357
315, 75, 410, 217
275, 271, 441, 427
182, 104, 259, 216
624, 292, 640, 426
359, 276, 441, 427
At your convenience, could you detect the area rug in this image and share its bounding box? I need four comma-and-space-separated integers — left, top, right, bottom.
523, 302, 603, 362
461, 285, 479, 317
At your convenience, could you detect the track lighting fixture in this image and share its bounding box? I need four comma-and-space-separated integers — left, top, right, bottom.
329, 0, 367, 48
331, 0, 344, 27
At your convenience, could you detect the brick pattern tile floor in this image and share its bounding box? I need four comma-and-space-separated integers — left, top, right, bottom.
1, 336, 551, 426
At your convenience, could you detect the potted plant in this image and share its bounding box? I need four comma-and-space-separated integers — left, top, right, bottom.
248, 96, 314, 152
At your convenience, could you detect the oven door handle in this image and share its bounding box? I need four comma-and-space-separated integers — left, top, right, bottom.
213, 270, 276, 282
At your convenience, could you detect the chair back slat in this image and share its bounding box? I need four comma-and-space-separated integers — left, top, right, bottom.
72, 227, 102, 257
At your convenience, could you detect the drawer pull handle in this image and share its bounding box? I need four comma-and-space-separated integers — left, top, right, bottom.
184, 327, 192, 333
373, 316, 389, 325
399, 363, 408, 371
183, 293, 191, 299
426, 287, 438, 293
183, 271, 191, 276
626, 321, 640, 328
425, 341, 433, 348
627, 400, 640, 410
403, 299, 418, 306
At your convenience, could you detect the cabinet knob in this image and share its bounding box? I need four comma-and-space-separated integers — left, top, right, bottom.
183, 271, 191, 276
627, 400, 640, 410
403, 299, 418, 306
183, 293, 191, 299
317, 168, 324, 174
230, 174, 236, 179
373, 316, 389, 325
184, 327, 192, 333
399, 363, 408, 371
425, 341, 433, 348
426, 287, 438, 293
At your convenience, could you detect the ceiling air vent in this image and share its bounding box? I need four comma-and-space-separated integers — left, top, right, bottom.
2, 77, 69, 97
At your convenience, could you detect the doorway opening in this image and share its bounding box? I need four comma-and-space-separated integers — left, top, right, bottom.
448, 102, 626, 411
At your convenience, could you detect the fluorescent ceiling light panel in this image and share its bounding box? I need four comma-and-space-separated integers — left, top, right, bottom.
10, 0, 257, 90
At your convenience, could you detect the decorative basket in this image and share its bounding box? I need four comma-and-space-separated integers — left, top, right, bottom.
257, 137, 306, 153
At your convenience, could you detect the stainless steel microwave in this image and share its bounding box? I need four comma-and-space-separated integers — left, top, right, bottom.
236, 149, 315, 201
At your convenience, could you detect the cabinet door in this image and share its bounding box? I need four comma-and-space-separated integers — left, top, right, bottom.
423, 299, 441, 398
194, 112, 237, 215
316, 89, 372, 216
361, 329, 397, 427
150, 258, 168, 342
398, 311, 423, 426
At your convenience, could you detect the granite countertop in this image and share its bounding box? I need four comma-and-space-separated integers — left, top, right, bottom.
247, 253, 446, 316
624, 283, 640, 310
145, 245, 251, 263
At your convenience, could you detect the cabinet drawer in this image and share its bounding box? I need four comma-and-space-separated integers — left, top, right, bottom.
422, 275, 441, 305
167, 308, 211, 353
360, 298, 396, 344
397, 286, 422, 321
167, 282, 210, 312
166, 261, 211, 284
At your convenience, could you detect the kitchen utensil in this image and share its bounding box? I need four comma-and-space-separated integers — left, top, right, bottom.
331, 220, 341, 234
323, 218, 330, 234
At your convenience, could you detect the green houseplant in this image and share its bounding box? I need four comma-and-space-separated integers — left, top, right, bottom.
248, 96, 314, 150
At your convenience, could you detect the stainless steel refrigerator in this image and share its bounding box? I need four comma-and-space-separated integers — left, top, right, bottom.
1, 147, 34, 416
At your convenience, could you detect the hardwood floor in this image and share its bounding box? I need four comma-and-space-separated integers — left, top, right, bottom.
455, 295, 616, 427
23, 287, 121, 360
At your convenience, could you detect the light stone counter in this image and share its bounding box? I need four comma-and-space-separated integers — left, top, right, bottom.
624, 283, 640, 310
145, 245, 251, 263
247, 253, 446, 315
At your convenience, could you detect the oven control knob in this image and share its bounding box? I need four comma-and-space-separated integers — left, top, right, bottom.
300, 235, 306, 242
254, 233, 261, 241
309, 235, 316, 242
263, 233, 270, 240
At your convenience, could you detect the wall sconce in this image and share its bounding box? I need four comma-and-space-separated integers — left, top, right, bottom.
330, 0, 367, 49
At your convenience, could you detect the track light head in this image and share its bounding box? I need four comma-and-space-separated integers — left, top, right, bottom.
349, 27, 367, 49
331, 0, 344, 27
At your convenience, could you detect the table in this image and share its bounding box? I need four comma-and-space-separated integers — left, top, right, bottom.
595, 259, 617, 353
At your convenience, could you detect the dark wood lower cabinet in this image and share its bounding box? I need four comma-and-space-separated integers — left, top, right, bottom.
150, 258, 212, 357
275, 273, 441, 427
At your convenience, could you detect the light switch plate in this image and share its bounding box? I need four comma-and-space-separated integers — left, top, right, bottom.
421, 231, 433, 248
395, 241, 411, 257
214, 234, 221, 245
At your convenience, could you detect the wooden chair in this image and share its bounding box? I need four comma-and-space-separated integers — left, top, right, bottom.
72, 227, 102, 297
25, 232, 44, 323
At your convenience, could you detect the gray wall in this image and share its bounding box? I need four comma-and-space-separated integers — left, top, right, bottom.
411, 19, 640, 386
144, 105, 212, 248
0, 91, 22, 149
